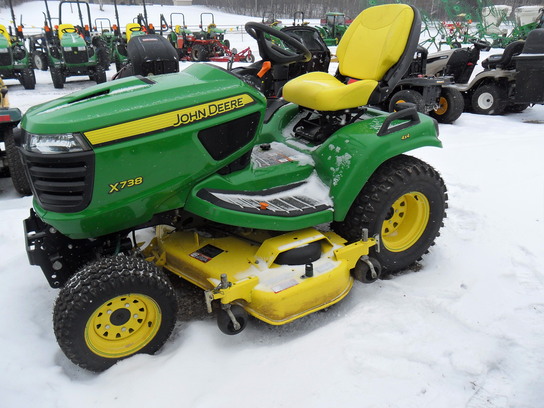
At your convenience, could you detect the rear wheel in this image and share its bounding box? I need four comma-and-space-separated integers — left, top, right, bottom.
32, 51, 48, 71
388, 89, 426, 113
53, 255, 178, 372
245, 53, 255, 63
430, 87, 464, 123
333, 155, 447, 274
191, 44, 209, 61
471, 84, 507, 115
50, 67, 65, 89
505, 103, 530, 113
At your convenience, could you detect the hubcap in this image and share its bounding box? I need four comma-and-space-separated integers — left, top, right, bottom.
85, 294, 162, 358
477, 92, 494, 110
381, 192, 430, 252
434, 96, 448, 115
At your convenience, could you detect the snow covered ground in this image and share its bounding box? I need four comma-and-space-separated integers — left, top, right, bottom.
1, 2, 544, 408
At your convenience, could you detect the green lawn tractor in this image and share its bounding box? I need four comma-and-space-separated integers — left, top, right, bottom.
20, 4, 447, 372
0, 78, 31, 194
28, 0, 108, 88
0, 0, 36, 89
315, 12, 351, 46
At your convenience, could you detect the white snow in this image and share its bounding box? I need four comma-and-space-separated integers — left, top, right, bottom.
1, 3, 544, 408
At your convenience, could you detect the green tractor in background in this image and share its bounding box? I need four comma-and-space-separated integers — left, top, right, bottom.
194, 13, 230, 49
315, 12, 351, 46
20, 5, 447, 372
0, 0, 36, 89
97, 0, 147, 71
28, 0, 108, 88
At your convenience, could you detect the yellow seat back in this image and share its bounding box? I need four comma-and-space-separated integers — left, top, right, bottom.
58, 23, 78, 39
337, 4, 415, 81
126, 23, 143, 42
282, 4, 420, 111
0, 25, 11, 45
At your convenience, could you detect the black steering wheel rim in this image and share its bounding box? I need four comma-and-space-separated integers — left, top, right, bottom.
471, 38, 491, 50
245, 21, 311, 65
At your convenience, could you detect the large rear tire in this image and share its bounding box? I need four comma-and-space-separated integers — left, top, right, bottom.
191, 44, 209, 61
53, 255, 178, 372
430, 87, 464, 123
32, 51, 48, 71
333, 155, 447, 274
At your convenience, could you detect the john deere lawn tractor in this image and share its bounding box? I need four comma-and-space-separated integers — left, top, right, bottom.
0, 0, 36, 89
28, 0, 107, 88
20, 4, 447, 372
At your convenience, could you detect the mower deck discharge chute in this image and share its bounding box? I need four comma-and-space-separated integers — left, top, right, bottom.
20, 4, 447, 372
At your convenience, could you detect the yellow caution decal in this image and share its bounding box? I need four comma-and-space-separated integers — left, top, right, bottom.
84, 93, 255, 146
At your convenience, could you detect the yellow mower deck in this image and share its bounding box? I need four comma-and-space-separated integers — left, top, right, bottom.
146, 227, 376, 325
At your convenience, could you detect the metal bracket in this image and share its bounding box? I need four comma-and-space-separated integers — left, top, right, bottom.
223, 303, 241, 331
373, 234, 381, 253
360, 255, 378, 280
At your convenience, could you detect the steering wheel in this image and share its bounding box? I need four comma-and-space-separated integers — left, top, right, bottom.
471, 38, 491, 51
245, 21, 311, 65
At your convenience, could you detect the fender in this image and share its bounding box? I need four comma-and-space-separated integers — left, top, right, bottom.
312, 107, 442, 221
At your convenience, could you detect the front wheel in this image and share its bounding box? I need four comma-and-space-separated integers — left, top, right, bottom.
4, 127, 32, 196
430, 87, 464, 123
53, 255, 178, 372
19, 68, 36, 90
50, 67, 65, 89
93, 66, 107, 84
333, 155, 447, 274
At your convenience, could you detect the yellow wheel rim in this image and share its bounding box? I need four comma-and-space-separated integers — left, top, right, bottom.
381, 192, 430, 252
434, 96, 448, 115
85, 294, 162, 358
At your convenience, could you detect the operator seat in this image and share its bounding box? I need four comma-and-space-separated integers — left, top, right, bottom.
126, 23, 144, 42
282, 4, 421, 111
58, 24, 78, 39
481, 40, 525, 70
0, 25, 11, 45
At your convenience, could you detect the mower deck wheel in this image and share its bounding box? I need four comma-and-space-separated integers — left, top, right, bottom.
217, 305, 248, 335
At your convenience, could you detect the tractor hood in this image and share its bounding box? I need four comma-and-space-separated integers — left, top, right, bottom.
22, 64, 265, 135
60, 33, 87, 48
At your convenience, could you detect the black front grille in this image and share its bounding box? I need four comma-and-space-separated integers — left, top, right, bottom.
63, 49, 89, 64
0, 52, 12, 66
20, 148, 95, 213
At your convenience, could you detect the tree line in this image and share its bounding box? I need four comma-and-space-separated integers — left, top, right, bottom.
192, 0, 544, 21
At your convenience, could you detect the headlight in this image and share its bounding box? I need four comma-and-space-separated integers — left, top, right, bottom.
78, 46, 86, 51
63, 47, 72, 52
26, 132, 90, 154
